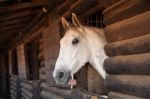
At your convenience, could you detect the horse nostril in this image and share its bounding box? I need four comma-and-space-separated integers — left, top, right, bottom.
58, 72, 65, 79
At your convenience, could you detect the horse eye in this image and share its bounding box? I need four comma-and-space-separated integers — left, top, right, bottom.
72, 38, 79, 45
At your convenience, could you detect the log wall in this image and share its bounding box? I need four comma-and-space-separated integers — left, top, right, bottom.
103, 0, 150, 98
7, 0, 150, 99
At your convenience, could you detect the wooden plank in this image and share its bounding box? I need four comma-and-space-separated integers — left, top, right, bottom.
40, 61, 45, 67
0, 0, 6, 2
104, 11, 150, 42
40, 82, 72, 97
22, 11, 43, 34
39, 73, 46, 81
0, 22, 27, 31
108, 92, 145, 99
0, 17, 32, 27
105, 34, 150, 56
98, 0, 120, 8
104, 53, 150, 75
0, 10, 38, 21
20, 82, 32, 91
63, 0, 99, 17
0, 1, 47, 13
103, 0, 150, 25
56, 0, 77, 15
38, 51, 44, 61
40, 90, 64, 99
105, 75, 150, 98
70, 0, 99, 14
39, 44, 44, 52
21, 88, 32, 98
21, 92, 32, 99
87, 65, 106, 94
27, 16, 48, 35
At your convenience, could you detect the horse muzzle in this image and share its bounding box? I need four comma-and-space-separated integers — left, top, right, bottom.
53, 70, 70, 85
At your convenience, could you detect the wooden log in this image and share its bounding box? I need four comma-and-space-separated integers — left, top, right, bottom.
108, 92, 145, 99
11, 94, 16, 99
41, 90, 64, 99
21, 88, 32, 97
39, 45, 44, 52
23, 80, 32, 85
104, 53, 150, 75
11, 85, 16, 91
40, 66, 45, 74
38, 51, 44, 61
10, 80, 16, 86
0, 1, 47, 13
0, 23, 26, 31
105, 75, 150, 98
10, 90, 16, 97
103, 0, 150, 25
0, 10, 38, 22
0, 17, 31, 27
20, 82, 32, 91
40, 83, 72, 97
87, 65, 106, 94
40, 74, 46, 81
21, 92, 32, 99
40, 61, 45, 67
39, 39, 44, 45
70, 0, 99, 14
10, 86, 16, 91
57, 0, 77, 15
104, 11, 150, 42
63, 0, 99, 17
22, 11, 44, 34
105, 34, 150, 56
28, 16, 48, 35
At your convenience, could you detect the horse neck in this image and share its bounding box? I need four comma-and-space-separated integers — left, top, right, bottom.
84, 27, 107, 73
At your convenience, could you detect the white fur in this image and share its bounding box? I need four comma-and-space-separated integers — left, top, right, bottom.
53, 26, 107, 79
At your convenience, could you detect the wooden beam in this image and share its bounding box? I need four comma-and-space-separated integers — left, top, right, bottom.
0, 29, 21, 34
0, 9, 38, 21
105, 34, 150, 56
105, 11, 150, 42
22, 11, 44, 34
0, 1, 47, 13
0, 23, 26, 31
103, 0, 150, 25
0, 31, 20, 41
0, 18, 31, 28
105, 75, 150, 98
104, 53, 150, 75
0, 0, 6, 2
0, 17, 32, 27
108, 92, 145, 99
56, 0, 76, 15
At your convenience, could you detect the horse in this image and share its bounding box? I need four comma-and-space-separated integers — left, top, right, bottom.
53, 13, 107, 86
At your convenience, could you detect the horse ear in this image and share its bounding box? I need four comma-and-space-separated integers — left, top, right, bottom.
72, 13, 81, 27
61, 17, 69, 29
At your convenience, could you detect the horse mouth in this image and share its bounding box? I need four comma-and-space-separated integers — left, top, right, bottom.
55, 74, 77, 88
67, 75, 77, 88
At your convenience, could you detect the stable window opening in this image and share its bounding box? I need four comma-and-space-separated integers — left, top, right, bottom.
24, 39, 40, 80
11, 49, 18, 75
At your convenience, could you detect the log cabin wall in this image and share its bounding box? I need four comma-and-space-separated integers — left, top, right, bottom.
3, 0, 150, 99
103, 0, 150, 98
41, 0, 113, 98
7, 15, 48, 99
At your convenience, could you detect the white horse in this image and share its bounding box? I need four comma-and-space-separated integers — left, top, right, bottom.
53, 13, 107, 85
